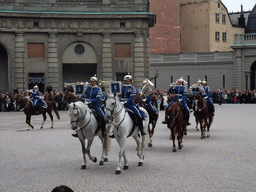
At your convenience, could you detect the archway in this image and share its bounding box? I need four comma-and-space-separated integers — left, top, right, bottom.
0, 44, 8, 92
62, 42, 97, 84
250, 61, 256, 90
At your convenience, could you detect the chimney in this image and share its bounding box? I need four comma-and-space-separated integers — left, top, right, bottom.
238, 5, 245, 27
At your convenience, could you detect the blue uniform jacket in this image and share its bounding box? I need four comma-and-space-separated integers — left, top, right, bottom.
29, 90, 46, 108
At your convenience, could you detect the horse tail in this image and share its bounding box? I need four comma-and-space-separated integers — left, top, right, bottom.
51, 101, 60, 119
105, 137, 112, 153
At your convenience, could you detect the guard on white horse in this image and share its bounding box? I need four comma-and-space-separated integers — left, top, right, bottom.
68, 101, 110, 169
72, 75, 107, 138
105, 93, 149, 174
120, 74, 147, 135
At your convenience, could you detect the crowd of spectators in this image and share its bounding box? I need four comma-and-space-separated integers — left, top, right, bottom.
1, 86, 256, 112
0, 87, 68, 112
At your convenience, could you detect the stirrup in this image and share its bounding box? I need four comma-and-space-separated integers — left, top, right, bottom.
71, 131, 78, 138
162, 119, 167, 124
109, 132, 115, 138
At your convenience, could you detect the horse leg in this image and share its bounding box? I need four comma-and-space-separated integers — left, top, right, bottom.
147, 124, 153, 148
26, 115, 34, 130
79, 137, 87, 169
85, 137, 97, 163
115, 136, 126, 174
41, 113, 47, 129
99, 136, 109, 165
171, 128, 176, 152
195, 117, 199, 131
48, 111, 54, 128
178, 125, 184, 150
207, 116, 213, 138
134, 134, 144, 166
199, 119, 204, 139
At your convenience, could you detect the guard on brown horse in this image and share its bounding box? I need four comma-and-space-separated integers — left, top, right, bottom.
193, 93, 214, 139
15, 94, 60, 130
29, 85, 47, 114
166, 98, 187, 152
134, 79, 158, 147
162, 78, 190, 125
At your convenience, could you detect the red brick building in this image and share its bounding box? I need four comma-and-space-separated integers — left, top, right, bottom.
149, 0, 180, 54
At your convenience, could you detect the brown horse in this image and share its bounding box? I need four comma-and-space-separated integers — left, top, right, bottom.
63, 91, 78, 103
166, 100, 187, 152
15, 95, 60, 130
134, 93, 158, 147
193, 94, 213, 139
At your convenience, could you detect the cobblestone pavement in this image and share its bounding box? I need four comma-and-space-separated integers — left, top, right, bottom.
1, 104, 256, 192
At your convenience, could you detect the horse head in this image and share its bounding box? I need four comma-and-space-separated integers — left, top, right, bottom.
68, 102, 87, 130
105, 93, 122, 122
194, 94, 205, 112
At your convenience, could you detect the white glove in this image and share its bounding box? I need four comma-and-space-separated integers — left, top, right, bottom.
204, 97, 208, 99
178, 99, 182, 102
142, 98, 146, 102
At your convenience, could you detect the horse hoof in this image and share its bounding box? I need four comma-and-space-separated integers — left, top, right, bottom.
148, 143, 153, 148
26, 128, 29, 131
81, 165, 86, 169
115, 170, 121, 174
138, 162, 143, 166
41, 127, 43, 129
93, 157, 97, 163
173, 148, 177, 152
104, 158, 108, 162
124, 166, 129, 170
31, 126, 34, 129
201, 136, 204, 139
207, 135, 210, 138
178, 145, 183, 150
99, 161, 104, 165
50, 127, 53, 129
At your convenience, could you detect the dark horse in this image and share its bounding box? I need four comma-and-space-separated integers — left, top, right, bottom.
193, 94, 214, 139
15, 95, 60, 130
134, 93, 158, 147
166, 97, 187, 152
63, 90, 78, 103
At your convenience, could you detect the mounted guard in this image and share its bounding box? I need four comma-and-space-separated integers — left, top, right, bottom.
140, 79, 158, 123
162, 77, 190, 125
29, 85, 47, 114
72, 75, 107, 138
119, 74, 147, 136
201, 80, 215, 116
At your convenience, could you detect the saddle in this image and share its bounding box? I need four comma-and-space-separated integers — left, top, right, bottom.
126, 108, 138, 137
91, 109, 103, 134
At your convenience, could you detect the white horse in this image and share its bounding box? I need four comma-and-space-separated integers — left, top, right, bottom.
105, 93, 149, 174
68, 101, 111, 169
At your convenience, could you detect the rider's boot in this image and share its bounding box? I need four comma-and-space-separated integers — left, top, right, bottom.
71, 130, 78, 137
211, 104, 215, 116
186, 110, 191, 125
137, 118, 146, 136
162, 109, 168, 124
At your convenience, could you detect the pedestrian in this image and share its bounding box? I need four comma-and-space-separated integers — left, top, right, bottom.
46, 83, 53, 94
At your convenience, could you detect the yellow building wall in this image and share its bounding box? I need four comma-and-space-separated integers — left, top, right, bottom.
181, 0, 245, 53
181, 0, 210, 53
209, 0, 244, 52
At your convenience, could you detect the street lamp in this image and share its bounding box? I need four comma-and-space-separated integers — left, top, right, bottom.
21, 50, 25, 91
154, 70, 159, 88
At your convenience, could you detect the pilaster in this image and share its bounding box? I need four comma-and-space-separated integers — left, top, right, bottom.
14, 32, 25, 91
134, 31, 145, 88
48, 32, 59, 89
102, 33, 112, 81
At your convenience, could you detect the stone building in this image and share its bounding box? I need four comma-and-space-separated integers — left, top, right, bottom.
0, 0, 156, 93
150, 1, 256, 91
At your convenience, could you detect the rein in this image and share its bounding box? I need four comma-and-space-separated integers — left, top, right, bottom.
170, 102, 180, 127
106, 97, 126, 130
20, 98, 30, 111
196, 97, 206, 112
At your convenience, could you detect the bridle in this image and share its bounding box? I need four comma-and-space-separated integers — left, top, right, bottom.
70, 105, 89, 130
194, 95, 206, 112
106, 96, 126, 129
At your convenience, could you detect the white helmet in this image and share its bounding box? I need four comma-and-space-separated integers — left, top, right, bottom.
198, 79, 202, 84
34, 85, 38, 89
124, 74, 132, 81
177, 77, 184, 82
202, 79, 207, 85
90, 75, 98, 82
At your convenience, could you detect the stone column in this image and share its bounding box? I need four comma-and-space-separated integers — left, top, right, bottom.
234, 49, 243, 90
48, 32, 59, 90
102, 33, 112, 81
134, 31, 145, 88
14, 32, 25, 91
144, 30, 150, 79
